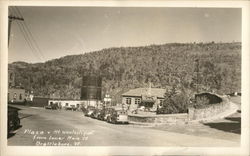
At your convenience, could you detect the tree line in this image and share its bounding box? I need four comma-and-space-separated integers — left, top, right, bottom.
9, 42, 241, 103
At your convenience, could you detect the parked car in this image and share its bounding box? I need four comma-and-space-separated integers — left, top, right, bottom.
85, 106, 96, 117
68, 105, 78, 111
97, 108, 106, 120
102, 107, 114, 121
45, 103, 58, 110
44, 105, 52, 109
8, 106, 21, 134
106, 107, 128, 124
81, 106, 87, 114
92, 108, 101, 119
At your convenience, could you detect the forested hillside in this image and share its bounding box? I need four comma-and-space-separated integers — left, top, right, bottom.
9, 42, 241, 102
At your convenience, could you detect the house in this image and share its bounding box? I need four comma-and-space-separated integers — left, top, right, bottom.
122, 87, 169, 111
8, 88, 26, 103
8, 69, 26, 104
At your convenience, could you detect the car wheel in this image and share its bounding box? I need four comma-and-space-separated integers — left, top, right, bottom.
107, 116, 111, 123
110, 117, 115, 124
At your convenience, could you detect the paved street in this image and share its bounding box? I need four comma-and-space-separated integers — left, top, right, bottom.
8, 105, 240, 146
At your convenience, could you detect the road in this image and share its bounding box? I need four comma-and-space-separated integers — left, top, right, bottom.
8, 105, 240, 146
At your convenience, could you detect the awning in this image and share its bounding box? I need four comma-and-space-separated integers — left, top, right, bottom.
141, 99, 155, 103
140, 96, 156, 107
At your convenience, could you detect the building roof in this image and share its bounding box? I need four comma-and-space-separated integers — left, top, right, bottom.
122, 88, 169, 98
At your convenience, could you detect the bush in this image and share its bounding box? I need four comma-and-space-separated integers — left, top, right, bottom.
191, 93, 223, 109
157, 87, 189, 114
193, 96, 210, 109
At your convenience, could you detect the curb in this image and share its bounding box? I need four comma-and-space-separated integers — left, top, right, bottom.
128, 121, 156, 127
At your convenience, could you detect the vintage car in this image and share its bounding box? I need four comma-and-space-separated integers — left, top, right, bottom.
81, 106, 87, 114
96, 108, 108, 121
44, 105, 52, 109
45, 103, 58, 110
64, 105, 77, 111
85, 106, 96, 117
8, 106, 21, 134
106, 107, 128, 124
102, 107, 113, 121
91, 108, 102, 119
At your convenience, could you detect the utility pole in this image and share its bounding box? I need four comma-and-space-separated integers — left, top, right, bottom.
8, 16, 24, 46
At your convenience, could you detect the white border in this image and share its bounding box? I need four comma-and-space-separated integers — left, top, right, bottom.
1, 1, 249, 156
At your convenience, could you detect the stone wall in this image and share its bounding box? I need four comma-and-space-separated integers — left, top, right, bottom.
128, 93, 232, 124
188, 94, 231, 121
128, 113, 188, 124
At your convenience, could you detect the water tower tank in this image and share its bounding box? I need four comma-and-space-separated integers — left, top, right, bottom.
81, 76, 102, 100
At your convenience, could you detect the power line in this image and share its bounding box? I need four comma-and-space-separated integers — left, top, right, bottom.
9, 6, 45, 62
9, 7, 17, 16
9, 7, 42, 61
14, 7, 44, 61
8, 8, 24, 46
16, 20, 38, 60
14, 6, 45, 61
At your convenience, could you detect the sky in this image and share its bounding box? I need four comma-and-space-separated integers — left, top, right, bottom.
8, 7, 241, 63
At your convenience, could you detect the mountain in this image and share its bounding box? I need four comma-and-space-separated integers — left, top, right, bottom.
9, 42, 241, 102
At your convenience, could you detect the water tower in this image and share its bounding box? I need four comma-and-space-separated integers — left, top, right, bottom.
80, 75, 102, 103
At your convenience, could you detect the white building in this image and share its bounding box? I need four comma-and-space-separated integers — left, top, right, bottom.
48, 99, 101, 109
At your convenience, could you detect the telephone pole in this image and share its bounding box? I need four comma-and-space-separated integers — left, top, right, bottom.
8, 16, 24, 46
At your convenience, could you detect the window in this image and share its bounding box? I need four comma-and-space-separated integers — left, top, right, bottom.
10, 73, 13, 80
13, 93, 17, 100
126, 98, 131, 104
159, 99, 164, 106
65, 103, 69, 106
19, 94, 22, 100
135, 98, 141, 104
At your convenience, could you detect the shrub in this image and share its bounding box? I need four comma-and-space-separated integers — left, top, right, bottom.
157, 87, 189, 114
191, 93, 223, 109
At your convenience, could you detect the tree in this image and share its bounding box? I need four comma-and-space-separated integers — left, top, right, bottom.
9, 42, 241, 100
157, 85, 189, 114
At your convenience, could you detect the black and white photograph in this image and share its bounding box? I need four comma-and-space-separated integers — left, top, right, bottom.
1, 1, 250, 156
